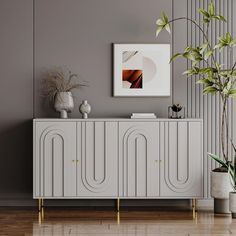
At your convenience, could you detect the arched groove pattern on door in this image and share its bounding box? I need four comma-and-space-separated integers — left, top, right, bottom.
81, 122, 111, 193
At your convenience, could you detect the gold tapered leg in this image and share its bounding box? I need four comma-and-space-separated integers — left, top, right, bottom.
41, 207, 44, 221
117, 212, 120, 225
38, 198, 44, 212
38, 211, 42, 225
117, 198, 120, 212
192, 199, 197, 219
38, 199, 41, 212
38, 198, 45, 224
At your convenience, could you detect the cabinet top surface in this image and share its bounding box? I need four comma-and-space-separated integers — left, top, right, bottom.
34, 118, 203, 122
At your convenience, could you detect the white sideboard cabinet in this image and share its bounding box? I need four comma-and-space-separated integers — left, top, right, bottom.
33, 118, 203, 208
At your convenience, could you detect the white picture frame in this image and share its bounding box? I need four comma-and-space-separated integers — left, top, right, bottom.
113, 44, 170, 97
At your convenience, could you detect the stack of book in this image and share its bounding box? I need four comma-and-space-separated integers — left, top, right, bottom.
131, 113, 157, 119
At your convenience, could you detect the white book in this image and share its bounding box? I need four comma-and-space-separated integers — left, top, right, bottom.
131, 115, 156, 117
132, 113, 156, 116
131, 113, 157, 119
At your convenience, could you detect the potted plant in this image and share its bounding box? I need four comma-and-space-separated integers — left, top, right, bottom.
42, 67, 87, 118
229, 143, 236, 218
156, 2, 236, 213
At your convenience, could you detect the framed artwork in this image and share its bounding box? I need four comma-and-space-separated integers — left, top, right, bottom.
113, 44, 170, 97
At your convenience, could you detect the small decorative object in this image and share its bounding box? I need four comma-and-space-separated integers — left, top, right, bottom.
113, 44, 170, 97
168, 104, 185, 119
42, 67, 87, 118
79, 100, 91, 119
54, 92, 74, 118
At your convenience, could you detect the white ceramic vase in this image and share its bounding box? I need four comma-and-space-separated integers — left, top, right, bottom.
229, 192, 236, 218
211, 171, 233, 213
79, 100, 91, 119
54, 92, 74, 118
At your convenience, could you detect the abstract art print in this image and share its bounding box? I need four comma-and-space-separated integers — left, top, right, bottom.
113, 44, 170, 96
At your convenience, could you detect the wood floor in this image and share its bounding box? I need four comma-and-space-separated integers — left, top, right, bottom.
0, 207, 236, 235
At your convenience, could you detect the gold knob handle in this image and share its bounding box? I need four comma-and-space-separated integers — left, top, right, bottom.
72, 160, 79, 163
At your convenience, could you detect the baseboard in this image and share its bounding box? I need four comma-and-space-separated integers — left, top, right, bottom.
0, 193, 35, 207
196, 199, 214, 210
0, 196, 213, 209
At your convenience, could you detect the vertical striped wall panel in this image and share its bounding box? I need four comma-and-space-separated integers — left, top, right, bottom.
173, 0, 236, 198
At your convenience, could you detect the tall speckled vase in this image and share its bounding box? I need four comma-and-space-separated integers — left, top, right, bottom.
54, 92, 74, 118
79, 100, 91, 119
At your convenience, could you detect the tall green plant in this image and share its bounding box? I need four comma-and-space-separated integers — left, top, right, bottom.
156, 2, 236, 166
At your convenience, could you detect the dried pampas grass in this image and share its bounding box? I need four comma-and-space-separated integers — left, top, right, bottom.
41, 67, 88, 102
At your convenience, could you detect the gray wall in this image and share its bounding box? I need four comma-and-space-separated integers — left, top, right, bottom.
0, 0, 173, 205
34, 0, 172, 118
0, 0, 33, 200
0, 0, 235, 205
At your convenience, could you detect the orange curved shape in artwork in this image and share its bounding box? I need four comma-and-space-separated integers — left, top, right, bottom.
122, 70, 143, 89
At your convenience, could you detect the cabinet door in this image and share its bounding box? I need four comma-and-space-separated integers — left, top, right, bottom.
160, 121, 203, 197
77, 121, 118, 197
34, 122, 76, 198
119, 122, 159, 197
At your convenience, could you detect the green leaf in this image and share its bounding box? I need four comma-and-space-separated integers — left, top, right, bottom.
203, 18, 210, 23
165, 23, 171, 34
213, 43, 221, 49
183, 67, 200, 76
183, 69, 194, 76
230, 38, 236, 47
223, 81, 232, 94
212, 15, 227, 22
215, 63, 222, 71
162, 12, 169, 24
214, 33, 236, 49
226, 81, 232, 90
229, 89, 236, 97
156, 12, 171, 36
192, 61, 199, 66
184, 46, 192, 53
232, 142, 236, 153
203, 86, 218, 94
226, 32, 232, 41
199, 68, 213, 74
183, 69, 196, 76
219, 71, 230, 77
156, 18, 164, 25
199, 8, 210, 18
196, 79, 213, 86
208, 2, 215, 16
200, 43, 208, 54
208, 153, 228, 168
183, 52, 195, 61
169, 53, 182, 63
214, 41, 227, 50
204, 49, 213, 60
156, 26, 163, 37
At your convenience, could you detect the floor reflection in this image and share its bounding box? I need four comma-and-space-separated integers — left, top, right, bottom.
31, 210, 234, 236
0, 208, 234, 236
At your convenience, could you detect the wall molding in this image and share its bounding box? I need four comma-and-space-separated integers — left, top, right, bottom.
174, 0, 236, 199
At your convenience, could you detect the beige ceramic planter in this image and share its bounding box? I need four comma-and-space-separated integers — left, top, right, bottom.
229, 192, 236, 218
211, 171, 233, 213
